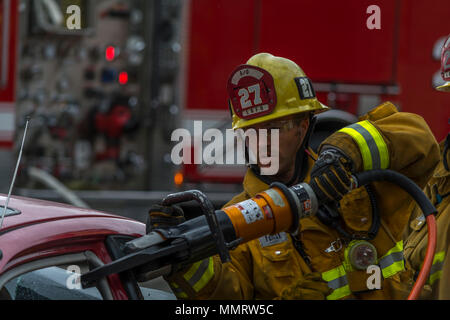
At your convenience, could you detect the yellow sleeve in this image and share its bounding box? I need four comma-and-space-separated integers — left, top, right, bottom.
320, 101, 440, 188
319, 102, 440, 240
165, 191, 255, 300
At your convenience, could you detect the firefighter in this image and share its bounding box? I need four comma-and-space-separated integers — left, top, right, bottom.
149, 53, 440, 300
403, 35, 450, 299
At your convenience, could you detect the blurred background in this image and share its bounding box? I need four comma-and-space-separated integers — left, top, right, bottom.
0, 0, 448, 223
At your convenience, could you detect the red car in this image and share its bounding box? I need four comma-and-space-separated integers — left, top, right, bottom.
0, 194, 176, 300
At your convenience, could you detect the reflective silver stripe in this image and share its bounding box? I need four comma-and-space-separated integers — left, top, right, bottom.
379, 251, 403, 269
187, 258, 210, 287
430, 261, 444, 276
322, 265, 352, 300
170, 282, 188, 298
171, 286, 184, 294
348, 123, 381, 169
327, 274, 349, 290
428, 251, 446, 285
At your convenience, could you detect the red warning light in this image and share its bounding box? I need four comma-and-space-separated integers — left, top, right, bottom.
119, 71, 128, 85
106, 46, 115, 61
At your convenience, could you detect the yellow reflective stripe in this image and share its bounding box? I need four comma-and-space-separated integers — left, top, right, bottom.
433, 251, 445, 264
192, 257, 214, 292
176, 291, 188, 298
381, 260, 404, 279
379, 241, 405, 278
322, 265, 352, 300
183, 260, 203, 282
322, 265, 346, 282
327, 285, 351, 300
428, 251, 445, 285
170, 282, 188, 299
358, 121, 389, 169
429, 270, 443, 286
339, 127, 373, 171
182, 257, 214, 293
381, 240, 403, 258
339, 120, 390, 171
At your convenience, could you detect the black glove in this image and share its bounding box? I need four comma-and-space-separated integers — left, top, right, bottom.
146, 204, 185, 233
310, 148, 355, 203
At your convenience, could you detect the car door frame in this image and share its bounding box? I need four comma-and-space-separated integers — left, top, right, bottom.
0, 251, 114, 300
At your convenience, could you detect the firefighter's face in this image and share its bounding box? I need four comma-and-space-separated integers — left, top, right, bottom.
245, 115, 309, 177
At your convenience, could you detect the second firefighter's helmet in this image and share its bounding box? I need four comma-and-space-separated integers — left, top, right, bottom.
227, 53, 329, 130
436, 34, 450, 92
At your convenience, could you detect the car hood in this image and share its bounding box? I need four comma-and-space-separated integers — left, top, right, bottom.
0, 193, 137, 233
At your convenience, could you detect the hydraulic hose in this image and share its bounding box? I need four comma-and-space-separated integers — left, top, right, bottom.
353, 170, 437, 300
408, 215, 436, 300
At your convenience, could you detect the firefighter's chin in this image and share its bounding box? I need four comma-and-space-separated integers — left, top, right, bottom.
258, 158, 279, 176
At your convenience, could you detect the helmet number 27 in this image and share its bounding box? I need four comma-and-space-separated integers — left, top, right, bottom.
239, 84, 262, 109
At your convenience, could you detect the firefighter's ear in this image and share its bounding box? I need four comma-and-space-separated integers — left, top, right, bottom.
297, 116, 310, 138
297, 124, 303, 137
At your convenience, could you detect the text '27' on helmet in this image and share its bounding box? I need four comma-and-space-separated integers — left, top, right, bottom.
436, 34, 450, 92
227, 53, 329, 130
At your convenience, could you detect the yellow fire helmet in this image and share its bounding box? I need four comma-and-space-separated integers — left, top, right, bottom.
436, 35, 450, 92
227, 53, 329, 130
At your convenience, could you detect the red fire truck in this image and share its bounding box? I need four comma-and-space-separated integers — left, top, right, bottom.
0, 0, 18, 149
180, 0, 450, 185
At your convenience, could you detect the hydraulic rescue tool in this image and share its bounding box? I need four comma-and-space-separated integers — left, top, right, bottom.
81, 169, 437, 300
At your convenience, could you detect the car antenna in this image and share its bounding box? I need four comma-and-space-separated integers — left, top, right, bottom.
0, 117, 30, 229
